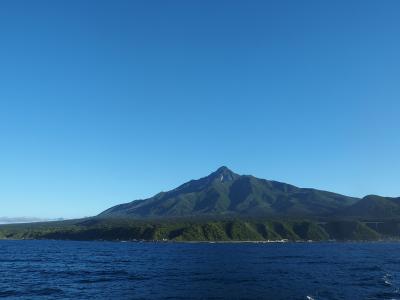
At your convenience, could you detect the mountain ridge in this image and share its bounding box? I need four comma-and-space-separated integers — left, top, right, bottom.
100, 166, 370, 219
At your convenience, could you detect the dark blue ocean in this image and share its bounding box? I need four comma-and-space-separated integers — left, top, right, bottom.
1, 241, 400, 299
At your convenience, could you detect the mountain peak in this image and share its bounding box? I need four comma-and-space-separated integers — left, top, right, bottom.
208, 166, 238, 182
215, 166, 232, 173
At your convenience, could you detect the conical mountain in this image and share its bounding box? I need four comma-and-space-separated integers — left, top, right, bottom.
100, 166, 359, 218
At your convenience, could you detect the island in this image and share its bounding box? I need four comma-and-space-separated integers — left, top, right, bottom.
2, 167, 400, 242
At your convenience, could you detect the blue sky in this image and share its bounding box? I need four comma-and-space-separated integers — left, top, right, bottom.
0, 0, 399, 218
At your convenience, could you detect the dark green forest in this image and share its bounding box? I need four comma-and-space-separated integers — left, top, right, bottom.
2, 217, 400, 242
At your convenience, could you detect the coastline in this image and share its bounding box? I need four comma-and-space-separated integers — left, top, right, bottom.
1, 237, 399, 243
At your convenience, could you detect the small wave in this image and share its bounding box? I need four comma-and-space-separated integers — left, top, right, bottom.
383, 273, 393, 286
77, 278, 113, 284
95, 270, 129, 276
0, 290, 21, 297
0, 287, 63, 297
349, 266, 382, 272
33, 288, 64, 296
306, 296, 315, 300
372, 292, 400, 299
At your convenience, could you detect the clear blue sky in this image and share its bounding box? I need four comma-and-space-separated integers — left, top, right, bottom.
1, 0, 399, 218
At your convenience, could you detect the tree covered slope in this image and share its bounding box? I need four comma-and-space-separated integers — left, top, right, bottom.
100, 166, 359, 218
1, 218, 398, 242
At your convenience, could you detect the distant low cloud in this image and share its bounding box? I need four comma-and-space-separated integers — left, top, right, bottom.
0, 217, 64, 224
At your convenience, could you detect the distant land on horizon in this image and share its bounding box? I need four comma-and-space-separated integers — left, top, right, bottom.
0, 217, 65, 225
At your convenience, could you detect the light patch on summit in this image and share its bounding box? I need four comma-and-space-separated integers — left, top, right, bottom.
220, 175, 224, 182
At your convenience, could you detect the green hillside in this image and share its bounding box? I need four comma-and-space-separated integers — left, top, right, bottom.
336, 195, 400, 219
1, 217, 398, 242
100, 166, 358, 218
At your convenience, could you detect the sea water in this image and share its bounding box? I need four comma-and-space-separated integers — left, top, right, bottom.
0, 240, 399, 299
